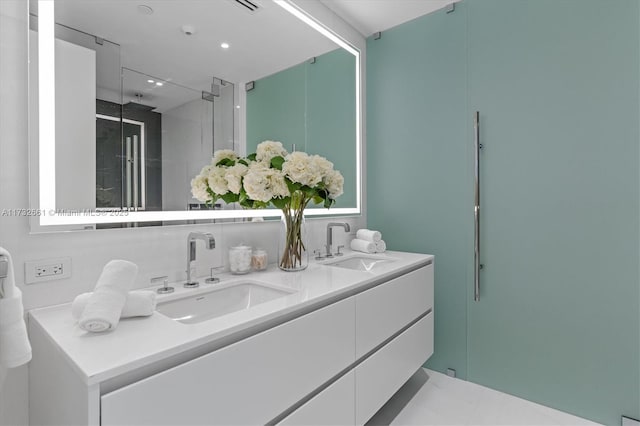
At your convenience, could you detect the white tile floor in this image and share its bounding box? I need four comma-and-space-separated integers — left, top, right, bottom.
367, 369, 601, 426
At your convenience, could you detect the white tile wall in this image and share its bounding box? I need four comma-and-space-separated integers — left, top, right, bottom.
0, 4, 364, 312
0, 2, 364, 424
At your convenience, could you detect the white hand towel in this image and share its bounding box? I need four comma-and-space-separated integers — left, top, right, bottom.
0, 247, 17, 299
72, 290, 156, 320
350, 239, 376, 254
0, 247, 31, 370
78, 260, 138, 333
375, 240, 387, 253
0, 288, 32, 369
356, 229, 382, 243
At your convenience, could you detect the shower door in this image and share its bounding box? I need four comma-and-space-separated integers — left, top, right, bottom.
96, 114, 145, 210
467, 1, 639, 424
366, 1, 639, 424
122, 120, 145, 210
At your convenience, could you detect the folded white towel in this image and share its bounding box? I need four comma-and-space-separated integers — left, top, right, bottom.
78, 260, 138, 333
356, 229, 382, 242
350, 239, 376, 254
375, 240, 387, 253
0, 287, 31, 369
72, 290, 156, 320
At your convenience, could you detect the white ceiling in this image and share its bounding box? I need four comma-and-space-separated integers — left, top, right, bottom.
319, 0, 458, 37
43, 0, 339, 110
37, 0, 455, 111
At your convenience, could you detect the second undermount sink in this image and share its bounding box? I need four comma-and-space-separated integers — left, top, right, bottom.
158, 281, 296, 324
325, 254, 396, 272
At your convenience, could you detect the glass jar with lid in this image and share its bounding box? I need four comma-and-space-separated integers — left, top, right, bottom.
251, 249, 268, 271
229, 245, 252, 274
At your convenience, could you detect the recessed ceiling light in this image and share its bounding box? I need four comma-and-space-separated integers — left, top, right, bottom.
235, 105, 241, 109
181, 25, 196, 36
147, 79, 154, 83
155, 82, 163, 86
221, 42, 230, 49
137, 5, 154, 15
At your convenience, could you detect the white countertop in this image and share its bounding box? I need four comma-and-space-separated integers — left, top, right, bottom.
29, 250, 433, 386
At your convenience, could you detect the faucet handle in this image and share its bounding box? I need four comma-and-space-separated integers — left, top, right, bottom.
152, 275, 174, 294
314, 249, 325, 260
325, 245, 334, 259
335, 245, 345, 256
205, 267, 222, 284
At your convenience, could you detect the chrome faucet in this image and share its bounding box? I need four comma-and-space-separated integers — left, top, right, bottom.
326, 222, 350, 258
185, 232, 216, 288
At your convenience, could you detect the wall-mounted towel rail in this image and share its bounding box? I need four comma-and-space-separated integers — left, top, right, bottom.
0, 255, 9, 298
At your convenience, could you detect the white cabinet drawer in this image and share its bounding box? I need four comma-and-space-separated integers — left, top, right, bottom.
355, 312, 434, 425
278, 371, 355, 426
355, 264, 433, 358
101, 298, 356, 426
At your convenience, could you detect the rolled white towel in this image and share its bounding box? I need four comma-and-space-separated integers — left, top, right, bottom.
356, 229, 382, 242
78, 260, 138, 333
72, 290, 156, 320
375, 240, 387, 253
350, 239, 376, 254
0, 288, 32, 369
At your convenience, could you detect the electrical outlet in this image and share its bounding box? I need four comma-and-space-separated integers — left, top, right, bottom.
25, 257, 71, 284
36, 263, 62, 277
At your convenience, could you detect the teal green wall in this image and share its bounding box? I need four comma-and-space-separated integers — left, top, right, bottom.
246, 64, 306, 154
307, 49, 356, 209
367, 1, 639, 424
246, 49, 356, 208
367, 5, 471, 380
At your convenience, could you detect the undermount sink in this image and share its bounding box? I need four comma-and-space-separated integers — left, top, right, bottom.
158, 281, 296, 324
325, 254, 396, 272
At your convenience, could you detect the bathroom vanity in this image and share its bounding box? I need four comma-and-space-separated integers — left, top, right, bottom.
29, 251, 433, 425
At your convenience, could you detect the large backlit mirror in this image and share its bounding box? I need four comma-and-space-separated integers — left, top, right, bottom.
28, 0, 361, 231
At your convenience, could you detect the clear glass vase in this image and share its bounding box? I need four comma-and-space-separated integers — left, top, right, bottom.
278, 208, 308, 271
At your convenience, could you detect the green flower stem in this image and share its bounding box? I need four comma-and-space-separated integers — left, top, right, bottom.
279, 194, 310, 270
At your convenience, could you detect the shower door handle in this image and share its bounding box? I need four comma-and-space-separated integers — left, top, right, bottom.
474, 111, 481, 302
125, 136, 132, 209
133, 135, 139, 211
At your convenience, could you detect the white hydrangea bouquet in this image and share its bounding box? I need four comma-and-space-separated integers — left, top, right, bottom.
191, 141, 344, 270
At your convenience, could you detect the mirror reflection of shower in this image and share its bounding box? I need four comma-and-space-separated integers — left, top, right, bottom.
97, 69, 236, 224
95, 111, 146, 211
36, 17, 237, 218
207, 77, 236, 156
31, 5, 261, 225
